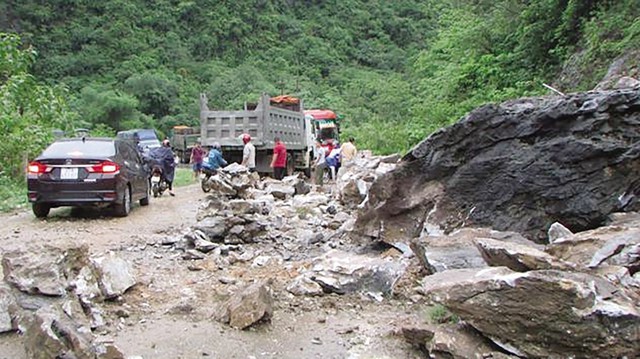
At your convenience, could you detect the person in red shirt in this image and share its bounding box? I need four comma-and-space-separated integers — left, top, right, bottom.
270, 137, 287, 180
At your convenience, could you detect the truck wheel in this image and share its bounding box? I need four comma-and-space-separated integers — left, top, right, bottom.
286, 153, 295, 176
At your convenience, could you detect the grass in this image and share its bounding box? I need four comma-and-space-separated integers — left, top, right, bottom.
426, 304, 459, 324
0, 177, 28, 212
173, 167, 198, 187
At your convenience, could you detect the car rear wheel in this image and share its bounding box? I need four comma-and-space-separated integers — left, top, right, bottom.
114, 186, 131, 217
32, 203, 50, 218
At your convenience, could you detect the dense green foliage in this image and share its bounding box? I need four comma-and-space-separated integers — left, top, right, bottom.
1, 0, 638, 206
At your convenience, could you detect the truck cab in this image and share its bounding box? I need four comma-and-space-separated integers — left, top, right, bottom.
304, 109, 341, 154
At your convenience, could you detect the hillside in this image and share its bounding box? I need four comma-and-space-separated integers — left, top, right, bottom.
0, 0, 638, 188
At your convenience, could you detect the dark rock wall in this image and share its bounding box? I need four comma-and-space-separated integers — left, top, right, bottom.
356, 87, 640, 242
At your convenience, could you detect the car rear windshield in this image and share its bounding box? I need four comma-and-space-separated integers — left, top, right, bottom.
41, 140, 116, 158
137, 130, 157, 140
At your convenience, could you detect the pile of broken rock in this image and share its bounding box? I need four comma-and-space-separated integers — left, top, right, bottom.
1, 246, 136, 358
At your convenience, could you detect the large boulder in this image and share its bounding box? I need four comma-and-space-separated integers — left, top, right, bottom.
355, 87, 640, 243
410, 228, 533, 274
90, 252, 136, 299
290, 250, 407, 295
2, 248, 69, 296
216, 282, 273, 330
422, 267, 640, 358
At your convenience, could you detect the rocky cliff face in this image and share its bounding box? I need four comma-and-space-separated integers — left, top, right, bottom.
356, 86, 640, 243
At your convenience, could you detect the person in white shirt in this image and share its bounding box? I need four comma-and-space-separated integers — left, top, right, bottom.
241, 134, 256, 172
313, 140, 327, 186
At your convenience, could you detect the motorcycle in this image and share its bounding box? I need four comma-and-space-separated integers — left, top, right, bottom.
150, 165, 169, 197
200, 165, 216, 193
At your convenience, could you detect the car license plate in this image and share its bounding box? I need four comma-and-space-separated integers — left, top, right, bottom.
60, 167, 78, 180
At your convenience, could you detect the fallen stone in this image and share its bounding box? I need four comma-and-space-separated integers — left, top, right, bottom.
227, 199, 260, 214
95, 342, 126, 359
251, 255, 270, 267
398, 321, 436, 348
375, 162, 396, 176
296, 250, 407, 295
2, 248, 67, 296
205, 174, 237, 197
182, 250, 206, 260
265, 182, 295, 200
422, 268, 640, 358
23, 304, 96, 359
475, 237, 574, 272
588, 237, 627, 268
91, 252, 136, 299
286, 276, 324, 296
0, 284, 16, 333
428, 323, 518, 359
546, 220, 640, 272
548, 222, 574, 243
410, 228, 532, 274
194, 238, 219, 253
216, 282, 273, 330
193, 217, 227, 241
356, 88, 640, 243
282, 174, 311, 195
380, 154, 401, 163
292, 193, 330, 207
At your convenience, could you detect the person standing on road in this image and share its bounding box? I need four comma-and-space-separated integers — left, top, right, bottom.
313, 139, 327, 186
190, 141, 205, 180
241, 134, 256, 172
270, 137, 287, 180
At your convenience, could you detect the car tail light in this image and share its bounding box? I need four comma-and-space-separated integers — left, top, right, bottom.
27, 161, 51, 174
88, 161, 120, 174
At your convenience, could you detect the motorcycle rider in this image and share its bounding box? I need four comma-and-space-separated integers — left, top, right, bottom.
205, 142, 227, 173
149, 139, 176, 196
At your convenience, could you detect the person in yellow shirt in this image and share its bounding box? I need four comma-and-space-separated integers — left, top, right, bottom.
340, 137, 357, 162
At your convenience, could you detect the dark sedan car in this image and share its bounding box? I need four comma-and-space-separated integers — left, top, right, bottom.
27, 137, 150, 218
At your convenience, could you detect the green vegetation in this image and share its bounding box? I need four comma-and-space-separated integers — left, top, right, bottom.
1, 0, 638, 210
173, 167, 196, 188
426, 304, 459, 324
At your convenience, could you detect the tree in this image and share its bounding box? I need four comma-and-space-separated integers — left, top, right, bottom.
0, 33, 76, 180
124, 72, 178, 120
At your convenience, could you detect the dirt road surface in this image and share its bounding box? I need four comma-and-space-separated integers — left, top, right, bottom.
0, 183, 423, 359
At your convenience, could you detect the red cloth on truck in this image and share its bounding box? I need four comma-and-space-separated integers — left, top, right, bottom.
270, 95, 300, 105
304, 109, 337, 120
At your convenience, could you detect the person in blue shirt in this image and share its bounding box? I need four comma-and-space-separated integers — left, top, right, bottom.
204, 142, 227, 173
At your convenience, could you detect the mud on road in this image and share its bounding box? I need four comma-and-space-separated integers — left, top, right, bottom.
0, 183, 423, 359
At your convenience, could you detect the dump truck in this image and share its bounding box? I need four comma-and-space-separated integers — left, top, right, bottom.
199, 93, 314, 176
170, 125, 200, 163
